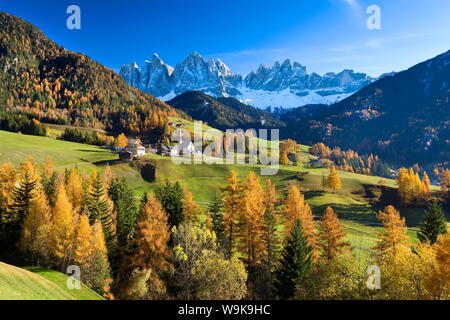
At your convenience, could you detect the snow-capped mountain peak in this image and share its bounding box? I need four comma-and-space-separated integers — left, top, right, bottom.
119, 52, 377, 109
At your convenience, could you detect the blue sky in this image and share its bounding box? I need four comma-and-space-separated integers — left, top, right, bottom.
1, 0, 450, 77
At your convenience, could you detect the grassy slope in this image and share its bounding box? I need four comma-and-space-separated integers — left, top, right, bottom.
0, 262, 103, 300
0, 129, 427, 250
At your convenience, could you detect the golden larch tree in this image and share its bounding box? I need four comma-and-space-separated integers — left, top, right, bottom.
326, 166, 342, 191
220, 170, 243, 257
132, 194, 171, 273
115, 133, 128, 149
50, 183, 76, 270
65, 168, 84, 212
374, 205, 410, 257
182, 188, 201, 224
73, 214, 92, 269
238, 171, 265, 266
19, 189, 51, 266
422, 172, 431, 201
282, 185, 316, 250
318, 207, 350, 260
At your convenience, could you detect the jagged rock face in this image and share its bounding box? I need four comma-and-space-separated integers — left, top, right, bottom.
120, 52, 376, 108
244, 60, 373, 93
140, 54, 173, 97
119, 62, 141, 89
172, 52, 242, 96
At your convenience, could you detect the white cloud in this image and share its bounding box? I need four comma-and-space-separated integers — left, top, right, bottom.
342, 0, 360, 10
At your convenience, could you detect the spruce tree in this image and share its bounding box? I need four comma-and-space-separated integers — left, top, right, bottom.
87, 173, 116, 253
208, 194, 224, 237
418, 201, 447, 244
8, 169, 37, 248
108, 178, 138, 249
155, 181, 184, 228
275, 220, 313, 299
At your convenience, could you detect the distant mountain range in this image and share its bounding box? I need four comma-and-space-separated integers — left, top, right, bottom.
166, 91, 285, 131
280, 50, 450, 167
120, 52, 380, 109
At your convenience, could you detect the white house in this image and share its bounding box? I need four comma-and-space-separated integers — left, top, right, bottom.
126, 138, 146, 157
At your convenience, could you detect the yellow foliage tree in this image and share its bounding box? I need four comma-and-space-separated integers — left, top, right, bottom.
65, 168, 84, 212
440, 169, 450, 200
422, 172, 431, 201
132, 194, 171, 273
374, 205, 409, 258
238, 172, 265, 266
73, 214, 92, 269
282, 185, 316, 250
50, 183, 76, 270
115, 133, 128, 149
220, 170, 243, 257
19, 189, 51, 266
182, 188, 201, 224
318, 207, 350, 260
326, 166, 342, 191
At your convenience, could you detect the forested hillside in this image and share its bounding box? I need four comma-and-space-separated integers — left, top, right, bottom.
0, 12, 184, 135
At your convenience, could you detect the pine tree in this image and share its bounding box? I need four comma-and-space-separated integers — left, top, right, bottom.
274, 220, 313, 299
86, 172, 116, 254
8, 159, 38, 246
19, 189, 51, 266
155, 181, 184, 228
418, 201, 447, 244
50, 183, 75, 271
182, 188, 201, 224
108, 178, 138, 252
326, 166, 342, 191
208, 194, 224, 237
220, 171, 243, 258
318, 207, 350, 260
238, 171, 265, 266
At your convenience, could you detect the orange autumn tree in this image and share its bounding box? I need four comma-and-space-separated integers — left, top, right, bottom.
440, 169, 450, 200
374, 205, 410, 258
220, 170, 243, 258
182, 188, 201, 224
115, 133, 128, 149
422, 172, 431, 201
86, 221, 112, 298
65, 168, 84, 212
262, 179, 281, 270
317, 207, 350, 260
50, 183, 76, 271
130, 194, 171, 298
19, 189, 51, 266
326, 166, 342, 192
282, 185, 316, 250
73, 214, 92, 269
238, 172, 265, 266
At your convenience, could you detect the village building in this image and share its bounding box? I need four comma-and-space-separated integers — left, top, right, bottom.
126, 138, 146, 157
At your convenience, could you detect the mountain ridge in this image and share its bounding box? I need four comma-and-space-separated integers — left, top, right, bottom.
280, 49, 450, 167
120, 52, 377, 109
